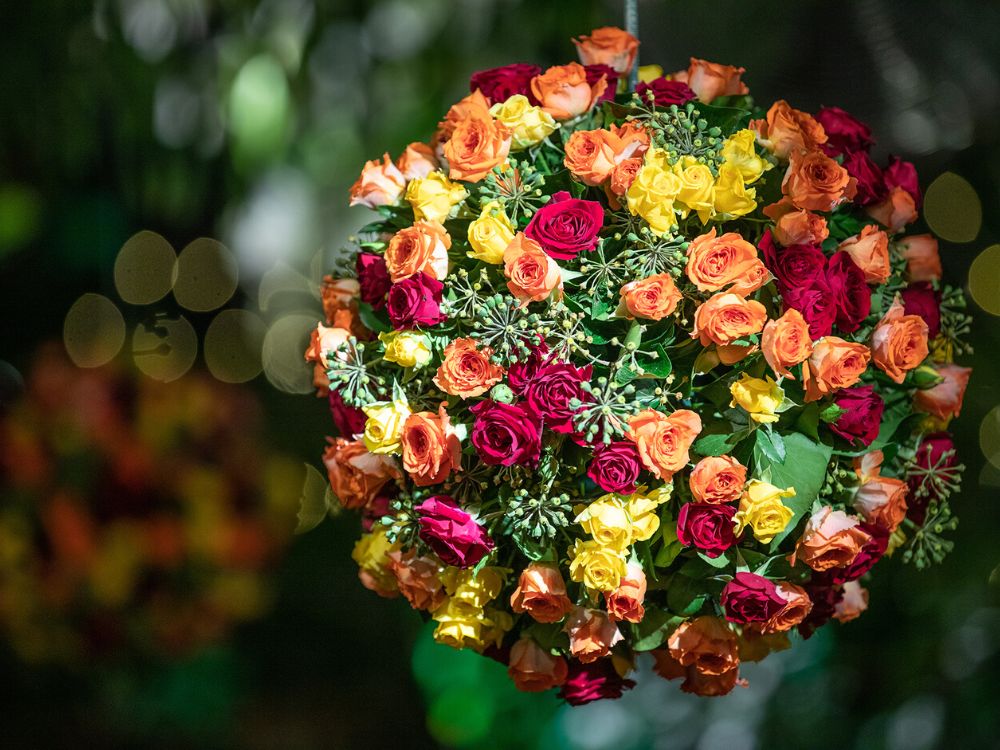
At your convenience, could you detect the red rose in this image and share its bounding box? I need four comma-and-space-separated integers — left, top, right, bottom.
523, 359, 592, 433
386, 273, 445, 329
901, 281, 942, 338
825, 251, 871, 333
506, 341, 548, 395
720, 572, 787, 625
584, 64, 619, 103
357, 252, 391, 310
416, 495, 495, 569
329, 390, 366, 437
676, 503, 737, 558
815, 106, 873, 156
883, 156, 921, 208
636, 77, 696, 107
470, 63, 541, 105
524, 191, 604, 260
557, 658, 636, 706
587, 441, 643, 494
470, 400, 542, 467
782, 281, 837, 339
829, 385, 884, 446
842, 151, 886, 206
759, 231, 827, 292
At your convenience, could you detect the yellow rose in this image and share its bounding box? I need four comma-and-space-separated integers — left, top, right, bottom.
361, 398, 412, 454
379, 330, 432, 368
626, 488, 670, 542
568, 539, 628, 592
730, 373, 784, 424
352, 527, 400, 592
713, 162, 757, 218
441, 566, 505, 609
626, 148, 682, 234
432, 599, 484, 650
478, 606, 514, 649
467, 200, 515, 264
489, 94, 558, 150
638, 64, 664, 83
734, 480, 795, 543
674, 158, 716, 224
721, 129, 769, 184
405, 171, 468, 223
574, 496, 632, 549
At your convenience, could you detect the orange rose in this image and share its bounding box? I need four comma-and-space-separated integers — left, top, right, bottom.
866, 186, 918, 232
387, 549, 446, 611
761, 308, 813, 379
564, 606, 624, 663
782, 149, 858, 212
833, 581, 869, 622
751, 100, 828, 159
897, 234, 942, 282
681, 58, 749, 103
853, 475, 908, 533
792, 507, 872, 572
759, 583, 813, 634
627, 409, 702, 481
434, 91, 492, 147
685, 229, 760, 292
652, 648, 743, 696
604, 561, 647, 623
384, 220, 451, 282
349, 153, 407, 209
573, 26, 639, 74
837, 225, 890, 284
304, 324, 351, 393
608, 157, 642, 199
619, 273, 682, 320
443, 112, 511, 183
763, 201, 830, 246
606, 121, 651, 158
667, 615, 740, 676
510, 563, 575, 624
802, 336, 871, 403
914, 364, 972, 421
433, 338, 504, 398
322, 437, 399, 509
691, 292, 768, 347
530, 62, 607, 120
728, 260, 771, 296
688, 455, 747, 504
507, 638, 569, 692
321, 276, 359, 323
503, 233, 562, 304
871, 298, 929, 384
564, 129, 619, 186
396, 142, 439, 180
853, 449, 884, 485
400, 404, 461, 487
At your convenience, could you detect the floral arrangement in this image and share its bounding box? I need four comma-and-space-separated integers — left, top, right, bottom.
0, 344, 299, 665
304, 26, 973, 703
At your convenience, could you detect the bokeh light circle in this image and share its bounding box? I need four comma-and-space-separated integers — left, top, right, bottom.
63, 293, 126, 368
979, 405, 1000, 470
923, 172, 982, 243
204, 309, 266, 383
113, 230, 177, 304
132, 314, 198, 382
261, 313, 316, 394
173, 238, 239, 312
968, 244, 1000, 316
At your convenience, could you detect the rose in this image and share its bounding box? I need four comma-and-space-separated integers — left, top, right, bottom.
792, 507, 872, 571
815, 106, 873, 156
759, 232, 827, 292
866, 186, 917, 232
733, 480, 795, 543
676, 162, 717, 223
834, 581, 870, 623
763, 203, 829, 247
379, 330, 432, 368
883, 155, 921, 207
362, 398, 411, 454
689, 455, 747, 504
618, 273, 682, 321
729, 374, 785, 424
691, 292, 768, 347
386, 273, 446, 329
510, 563, 574, 623
901, 282, 942, 338
636, 77, 696, 106
802, 336, 871, 402
721, 129, 768, 183
396, 142, 439, 180
604, 562, 647, 623
676, 502, 737, 558
713, 162, 757, 218
914, 364, 972, 421
782, 149, 857, 212
352, 528, 399, 597
523, 359, 592, 433
467, 200, 515, 264
584, 64, 619, 103
682, 58, 749, 103
507, 638, 569, 693
489, 95, 558, 151
721, 572, 787, 625
384, 220, 451, 282
751, 100, 827, 159
853, 475, 909, 533
781, 283, 836, 340
563, 129, 619, 186
506, 342, 548, 394
503, 233, 562, 304
469, 63, 541, 105
356, 252, 392, 310
404, 171, 468, 223
825, 251, 872, 333
572, 26, 639, 74
667, 615, 740, 675
842, 151, 886, 206
761, 583, 813, 634
762, 308, 813, 379
609, 157, 642, 198
898, 235, 942, 282
387, 549, 446, 611
821, 523, 889, 584
416, 495, 495, 568
797, 583, 842, 638
587, 441, 643, 494
433, 337, 504, 398
871, 298, 930, 384
627, 409, 702, 481
830, 386, 885, 446
322, 437, 399, 509
573, 497, 629, 551
435, 90, 491, 145
349, 153, 406, 208
304, 324, 350, 389
328, 390, 366, 437
530, 62, 607, 120
401, 406, 461, 487
836, 225, 890, 285
685, 228, 760, 292
524, 191, 604, 260
321, 276, 359, 327
565, 607, 624, 663
470, 399, 542, 467
557, 658, 636, 706
652, 650, 741, 697
568, 539, 628, 592
627, 148, 683, 234
443, 113, 511, 183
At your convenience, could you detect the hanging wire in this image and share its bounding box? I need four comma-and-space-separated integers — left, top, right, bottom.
625, 0, 639, 90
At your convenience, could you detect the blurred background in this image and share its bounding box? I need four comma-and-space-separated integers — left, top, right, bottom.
1, 1, 998, 748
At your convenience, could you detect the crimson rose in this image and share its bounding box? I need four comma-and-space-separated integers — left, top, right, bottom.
901, 281, 941, 338
416, 496, 495, 568
720, 572, 787, 625
470, 400, 542, 467
558, 658, 636, 706
329, 390, 366, 437
843, 151, 886, 206
676, 503, 737, 558
386, 273, 445, 329
523, 359, 592, 433
826, 251, 871, 333
759, 232, 826, 292
584, 64, 619, 103
830, 385, 885, 446
587, 442, 643, 494
525, 191, 604, 260
884, 156, 921, 207
469, 63, 541, 105
636, 77, 696, 107
782, 282, 837, 339
357, 252, 391, 309
815, 106, 873, 156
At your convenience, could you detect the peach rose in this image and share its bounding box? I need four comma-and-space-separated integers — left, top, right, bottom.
443, 111, 511, 183
853, 475, 908, 533
833, 580, 869, 622
728, 260, 771, 297
792, 507, 872, 572
564, 606, 624, 663
853, 449, 884, 485
897, 234, 942, 282
531, 62, 607, 120
866, 186, 918, 232
914, 364, 972, 421
609, 157, 643, 198
349, 153, 406, 209
685, 229, 760, 292
619, 273, 682, 320
802, 336, 871, 403
871, 298, 929, 384
573, 26, 640, 74
763, 201, 830, 246
384, 220, 451, 282
606, 121, 651, 159
321, 276, 359, 324
507, 638, 569, 692
681, 58, 749, 103
503, 233, 562, 304
510, 563, 575, 624
304, 324, 351, 393
652, 649, 743, 696
782, 149, 858, 212
691, 292, 768, 347
667, 615, 740, 676
627, 409, 702, 481
762, 308, 813, 379
400, 404, 461, 487
751, 100, 828, 159
564, 129, 619, 186
604, 561, 647, 623
322, 437, 399, 509
837, 225, 890, 284
387, 549, 446, 611
689, 455, 747, 504
759, 582, 813, 634
434, 90, 492, 147
433, 338, 504, 398
396, 142, 439, 180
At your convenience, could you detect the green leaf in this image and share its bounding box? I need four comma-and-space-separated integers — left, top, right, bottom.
666, 574, 707, 616
631, 608, 683, 652
795, 403, 821, 441
357, 300, 391, 334
295, 464, 335, 534
615, 363, 638, 386
697, 550, 732, 569
819, 403, 846, 423
693, 432, 740, 457
636, 345, 673, 379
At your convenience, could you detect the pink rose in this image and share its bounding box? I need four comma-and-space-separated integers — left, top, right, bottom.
815, 106, 873, 156
587, 441, 643, 494
721, 572, 787, 626
524, 191, 604, 260
557, 658, 636, 706
386, 273, 445, 329
416, 495, 495, 569
470, 400, 543, 467
830, 386, 884, 447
